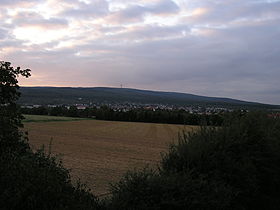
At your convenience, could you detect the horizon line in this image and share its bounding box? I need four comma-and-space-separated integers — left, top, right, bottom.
19, 85, 278, 106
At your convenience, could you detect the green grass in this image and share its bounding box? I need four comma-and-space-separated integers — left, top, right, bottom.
23, 115, 89, 123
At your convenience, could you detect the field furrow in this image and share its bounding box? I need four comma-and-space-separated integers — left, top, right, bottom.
24, 119, 197, 195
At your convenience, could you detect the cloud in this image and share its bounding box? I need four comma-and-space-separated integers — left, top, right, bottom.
62, 0, 109, 18
0, 0, 44, 14
0, 0, 41, 6
98, 24, 189, 43
0, 28, 8, 39
148, 0, 179, 15
106, 5, 147, 24
183, 0, 280, 25
1, 0, 280, 104
12, 12, 68, 29
104, 0, 179, 24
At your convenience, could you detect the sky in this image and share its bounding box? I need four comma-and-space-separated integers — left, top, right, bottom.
1, 0, 280, 104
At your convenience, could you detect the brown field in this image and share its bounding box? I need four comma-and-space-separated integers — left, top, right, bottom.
24, 119, 198, 195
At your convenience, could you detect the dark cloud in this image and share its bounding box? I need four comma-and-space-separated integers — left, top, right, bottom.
12, 12, 68, 29
0, 28, 8, 39
148, 0, 179, 15
0, 0, 43, 6
109, 5, 147, 23
78, 16, 279, 103
2, 0, 280, 104
106, 0, 179, 24
184, 0, 280, 25
101, 24, 189, 41
62, 0, 109, 18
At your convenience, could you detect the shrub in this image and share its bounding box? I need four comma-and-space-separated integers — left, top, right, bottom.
109, 112, 280, 210
0, 61, 103, 209
0, 147, 103, 209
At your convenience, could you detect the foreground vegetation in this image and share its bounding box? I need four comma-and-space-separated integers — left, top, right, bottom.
0, 61, 102, 209
108, 112, 280, 209
2, 61, 280, 209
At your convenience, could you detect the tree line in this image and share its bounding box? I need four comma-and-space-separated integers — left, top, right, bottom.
21, 105, 225, 125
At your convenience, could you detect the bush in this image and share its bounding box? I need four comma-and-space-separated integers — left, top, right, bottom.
0, 147, 102, 210
0, 61, 103, 209
109, 112, 280, 210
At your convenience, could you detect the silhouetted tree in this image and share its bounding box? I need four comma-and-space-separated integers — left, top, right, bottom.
109, 112, 280, 210
0, 61, 31, 150
0, 61, 102, 210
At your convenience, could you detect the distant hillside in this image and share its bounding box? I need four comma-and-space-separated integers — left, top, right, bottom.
19, 87, 279, 109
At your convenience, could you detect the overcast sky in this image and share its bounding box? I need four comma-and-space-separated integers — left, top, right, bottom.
1, 0, 280, 104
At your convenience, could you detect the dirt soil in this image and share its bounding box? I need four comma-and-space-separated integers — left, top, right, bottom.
24, 120, 197, 195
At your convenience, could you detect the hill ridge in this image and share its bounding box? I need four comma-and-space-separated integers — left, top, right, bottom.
19, 86, 278, 109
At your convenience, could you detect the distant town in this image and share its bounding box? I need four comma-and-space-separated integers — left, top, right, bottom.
21, 102, 236, 115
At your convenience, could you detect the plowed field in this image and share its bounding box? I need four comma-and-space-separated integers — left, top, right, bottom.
24, 119, 197, 195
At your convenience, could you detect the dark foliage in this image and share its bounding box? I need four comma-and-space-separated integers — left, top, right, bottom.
0, 147, 102, 210
108, 112, 280, 210
93, 107, 223, 125
21, 105, 224, 126
0, 61, 102, 210
0, 61, 30, 149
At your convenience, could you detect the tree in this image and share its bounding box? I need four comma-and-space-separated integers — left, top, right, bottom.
0, 61, 31, 150
0, 61, 102, 209
109, 112, 280, 210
